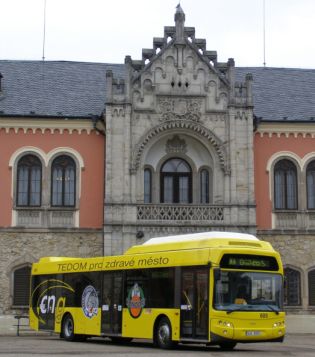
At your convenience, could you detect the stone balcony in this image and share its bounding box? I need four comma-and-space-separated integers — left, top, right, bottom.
136, 203, 256, 229
273, 211, 315, 230
137, 204, 224, 221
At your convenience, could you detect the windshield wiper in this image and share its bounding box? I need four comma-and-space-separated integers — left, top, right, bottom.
226, 304, 280, 315
226, 306, 249, 314
265, 305, 280, 315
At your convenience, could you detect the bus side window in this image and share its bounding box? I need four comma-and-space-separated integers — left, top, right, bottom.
125, 270, 149, 308
149, 268, 174, 308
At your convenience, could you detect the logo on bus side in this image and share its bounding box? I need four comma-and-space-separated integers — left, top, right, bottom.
31, 279, 74, 325
82, 285, 99, 318
126, 283, 145, 319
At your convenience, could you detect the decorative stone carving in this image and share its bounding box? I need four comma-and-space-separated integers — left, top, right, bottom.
50, 211, 75, 227
137, 204, 224, 221
235, 111, 248, 120
131, 120, 229, 174
113, 108, 125, 117
166, 135, 187, 154
204, 114, 226, 122
16, 210, 41, 227
15, 209, 75, 228
158, 97, 202, 122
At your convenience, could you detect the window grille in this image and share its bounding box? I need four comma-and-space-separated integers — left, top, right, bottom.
13, 266, 31, 306
308, 269, 315, 306
284, 267, 301, 306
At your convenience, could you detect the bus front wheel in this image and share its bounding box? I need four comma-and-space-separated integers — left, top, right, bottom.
62, 314, 76, 342
219, 342, 237, 350
155, 317, 174, 349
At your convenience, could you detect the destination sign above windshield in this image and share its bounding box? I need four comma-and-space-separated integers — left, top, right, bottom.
220, 254, 279, 271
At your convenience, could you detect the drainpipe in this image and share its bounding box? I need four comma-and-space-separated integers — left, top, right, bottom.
91, 114, 106, 256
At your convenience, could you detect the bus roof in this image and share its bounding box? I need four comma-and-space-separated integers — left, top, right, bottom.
144, 231, 259, 245
124, 231, 270, 255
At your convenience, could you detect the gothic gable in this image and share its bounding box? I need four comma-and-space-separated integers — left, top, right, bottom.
126, 4, 236, 112
103, 5, 256, 253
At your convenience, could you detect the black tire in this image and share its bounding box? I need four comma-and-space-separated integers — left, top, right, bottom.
155, 317, 174, 349
62, 314, 76, 342
219, 342, 237, 350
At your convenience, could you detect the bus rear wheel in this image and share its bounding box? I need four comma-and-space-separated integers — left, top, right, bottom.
62, 314, 77, 342
155, 317, 174, 349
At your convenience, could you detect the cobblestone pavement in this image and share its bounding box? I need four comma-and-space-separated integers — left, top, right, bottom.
0, 334, 315, 357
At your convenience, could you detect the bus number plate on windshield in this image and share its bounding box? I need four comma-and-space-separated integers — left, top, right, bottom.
246, 330, 261, 336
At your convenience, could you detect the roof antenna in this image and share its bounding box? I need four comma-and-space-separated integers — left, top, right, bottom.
42, 0, 47, 61
263, 0, 266, 67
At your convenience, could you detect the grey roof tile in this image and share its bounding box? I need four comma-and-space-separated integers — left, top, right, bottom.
235, 67, 315, 121
0, 61, 314, 122
0, 60, 126, 118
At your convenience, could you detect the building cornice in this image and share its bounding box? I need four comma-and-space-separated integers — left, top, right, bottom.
0, 117, 99, 134
256, 122, 315, 138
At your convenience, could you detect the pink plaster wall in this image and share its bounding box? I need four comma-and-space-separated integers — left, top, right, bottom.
254, 132, 315, 229
0, 128, 104, 228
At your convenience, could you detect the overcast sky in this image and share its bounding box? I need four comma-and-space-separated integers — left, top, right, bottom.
1, 0, 314, 68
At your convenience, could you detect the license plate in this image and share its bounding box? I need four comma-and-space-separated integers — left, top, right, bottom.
246, 330, 261, 336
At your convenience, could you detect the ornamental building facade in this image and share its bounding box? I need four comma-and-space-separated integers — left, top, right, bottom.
0, 6, 315, 316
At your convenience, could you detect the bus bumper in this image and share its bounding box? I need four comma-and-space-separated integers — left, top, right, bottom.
210, 331, 285, 344
210, 315, 285, 342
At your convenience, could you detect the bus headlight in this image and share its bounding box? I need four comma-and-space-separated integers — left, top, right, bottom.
273, 321, 285, 327
218, 320, 233, 328
215, 319, 234, 338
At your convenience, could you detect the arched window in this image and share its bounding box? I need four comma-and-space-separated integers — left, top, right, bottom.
200, 169, 210, 204
144, 168, 152, 203
160, 158, 192, 203
284, 267, 301, 306
307, 161, 315, 209
13, 265, 31, 306
16, 155, 42, 206
308, 269, 315, 306
274, 159, 297, 210
51, 155, 76, 207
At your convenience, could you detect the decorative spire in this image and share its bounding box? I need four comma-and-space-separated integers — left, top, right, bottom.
175, 3, 185, 16
174, 3, 185, 42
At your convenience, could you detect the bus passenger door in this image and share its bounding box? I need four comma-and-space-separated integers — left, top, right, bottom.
101, 272, 123, 335
180, 267, 209, 339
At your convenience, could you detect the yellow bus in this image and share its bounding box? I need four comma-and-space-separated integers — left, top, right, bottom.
29, 231, 285, 350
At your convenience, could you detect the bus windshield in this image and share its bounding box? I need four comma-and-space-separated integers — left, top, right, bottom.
214, 270, 283, 313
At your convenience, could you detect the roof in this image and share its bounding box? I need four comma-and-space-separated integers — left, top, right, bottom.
143, 231, 259, 245
236, 67, 315, 121
0, 60, 126, 118
0, 60, 314, 121
124, 231, 273, 255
